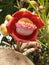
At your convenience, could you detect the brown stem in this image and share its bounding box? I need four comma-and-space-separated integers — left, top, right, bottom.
2, 41, 11, 47
23, 48, 36, 55
16, 42, 22, 52
20, 41, 37, 50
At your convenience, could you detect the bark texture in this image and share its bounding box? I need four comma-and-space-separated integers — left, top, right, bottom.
0, 48, 34, 65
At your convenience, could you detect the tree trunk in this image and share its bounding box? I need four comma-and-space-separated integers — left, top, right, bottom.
0, 48, 34, 65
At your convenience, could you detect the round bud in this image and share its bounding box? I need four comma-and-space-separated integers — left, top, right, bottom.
0, 26, 1, 30
29, 1, 37, 8
1, 24, 8, 36
38, 6, 44, 10
5, 14, 12, 21
19, 8, 27, 11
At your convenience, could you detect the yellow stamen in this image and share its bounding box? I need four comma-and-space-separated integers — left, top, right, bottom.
18, 18, 33, 27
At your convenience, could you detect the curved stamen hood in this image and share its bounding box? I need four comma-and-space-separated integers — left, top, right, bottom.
16, 18, 37, 36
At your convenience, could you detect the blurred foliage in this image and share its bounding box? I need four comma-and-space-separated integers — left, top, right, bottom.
0, 0, 18, 24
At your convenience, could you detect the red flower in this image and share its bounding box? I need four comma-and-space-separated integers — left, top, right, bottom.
6, 9, 44, 42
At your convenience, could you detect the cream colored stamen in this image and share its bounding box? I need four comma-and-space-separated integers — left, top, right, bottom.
17, 18, 34, 27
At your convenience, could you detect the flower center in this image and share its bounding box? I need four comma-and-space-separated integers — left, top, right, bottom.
15, 18, 37, 36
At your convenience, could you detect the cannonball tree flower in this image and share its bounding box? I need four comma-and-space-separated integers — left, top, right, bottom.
6, 8, 44, 42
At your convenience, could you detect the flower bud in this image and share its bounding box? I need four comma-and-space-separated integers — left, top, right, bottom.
0, 26, 1, 30
5, 14, 12, 21
0, 24, 8, 36
29, 1, 37, 8
38, 6, 44, 10
19, 8, 27, 11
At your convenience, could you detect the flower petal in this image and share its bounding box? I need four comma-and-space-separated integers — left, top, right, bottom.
31, 16, 45, 29
11, 29, 38, 42
12, 10, 44, 29
6, 10, 44, 42
6, 17, 17, 34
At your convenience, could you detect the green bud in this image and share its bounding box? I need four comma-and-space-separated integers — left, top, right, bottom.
29, 1, 37, 8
